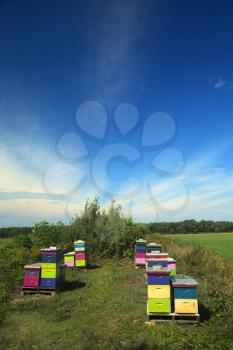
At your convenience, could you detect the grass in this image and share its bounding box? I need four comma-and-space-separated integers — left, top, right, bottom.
0, 261, 151, 350
0, 258, 214, 350
1, 241, 233, 349
169, 232, 233, 259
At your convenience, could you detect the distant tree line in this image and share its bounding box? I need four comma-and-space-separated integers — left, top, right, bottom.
148, 219, 233, 234
0, 227, 32, 238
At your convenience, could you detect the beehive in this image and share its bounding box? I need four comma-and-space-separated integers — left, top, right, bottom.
135, 239, 147, 266
74, 240, 87, 268
23, 263, 41, 287
40, 247, 61, 289
146, 243, 162, 254
167, 258, 176, 277
146, 253, 169, 269
64, 252, 75, 267
147, 267, 171, 314
171, 275, 198, 314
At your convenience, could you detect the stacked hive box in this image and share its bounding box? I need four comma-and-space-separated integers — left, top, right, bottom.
146, 243, 162, 254
64, 252, 75, 267
74, 240, 87, 268
23, 263, 41, 287
146, 253, 169, 269
146, 253, 176, 277
167, 258, 176, 277
147, 267, 171, 314
172, 276, 198, 314
40, 247, 62, 289
135, 239, 147, 266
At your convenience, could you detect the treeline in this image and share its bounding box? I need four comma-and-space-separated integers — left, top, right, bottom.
0, 227, 32, 238
148, 219, 233, 234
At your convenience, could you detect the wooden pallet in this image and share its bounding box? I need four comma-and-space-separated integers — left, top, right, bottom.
146, 312, 200, 324
21, 287, 57, 296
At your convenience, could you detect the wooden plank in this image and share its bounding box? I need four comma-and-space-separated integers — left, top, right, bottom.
21, 287, 57, 296
146, 312, 200, 324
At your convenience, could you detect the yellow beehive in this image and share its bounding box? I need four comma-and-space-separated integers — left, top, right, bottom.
75, 260, 86, 267
147, 285, 171, 299
41, 268, 58, 279
174, 299, 198, 314
41, 263, 57, 269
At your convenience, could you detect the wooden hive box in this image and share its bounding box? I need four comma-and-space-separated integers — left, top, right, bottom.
172, 275, 198, 314
23, 263, 41, 288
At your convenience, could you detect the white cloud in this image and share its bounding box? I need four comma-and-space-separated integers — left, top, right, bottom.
214, 76, 227, 89
84, 1, 149, 102
117, 143, 233, 222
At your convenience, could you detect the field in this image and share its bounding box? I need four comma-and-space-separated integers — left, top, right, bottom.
0, 261, 157, 350
170, 232, 233, 259
1, 240, 233, 349
0, 258, 216, 350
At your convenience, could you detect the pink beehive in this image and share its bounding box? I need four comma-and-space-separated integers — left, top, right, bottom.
23, 263, 41, 287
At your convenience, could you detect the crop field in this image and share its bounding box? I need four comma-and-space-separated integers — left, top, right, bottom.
170, 232, 233, 259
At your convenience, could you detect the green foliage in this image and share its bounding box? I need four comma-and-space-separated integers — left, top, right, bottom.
70, 198, 148, 258
31, 221, 69, 248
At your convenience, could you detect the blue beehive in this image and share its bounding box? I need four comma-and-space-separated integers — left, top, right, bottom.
40, 277, 60, 288
146, 243, 162, 254
147, 268, 170, 285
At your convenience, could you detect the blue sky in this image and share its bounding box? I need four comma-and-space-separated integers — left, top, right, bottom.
0, 0, 233, 226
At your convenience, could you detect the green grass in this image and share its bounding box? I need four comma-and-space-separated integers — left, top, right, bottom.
0, 261, 151, 350
1, 255, 233, 349
170, 232, 233, 259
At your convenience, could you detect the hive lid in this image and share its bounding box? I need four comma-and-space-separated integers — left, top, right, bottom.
146, 253, 169, 258
167, 258, 176, 263
24, 262, 41, 269
41, 246, 61, 252
171, 275, 198, 287
74, 240, 85, 244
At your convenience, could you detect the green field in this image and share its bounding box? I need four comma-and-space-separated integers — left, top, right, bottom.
170, 232, 233, 259
1, 249, 233, 349
0, 261, 160, 350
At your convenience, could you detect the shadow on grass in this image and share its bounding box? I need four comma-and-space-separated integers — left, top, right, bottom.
199, 302, 211, 322
87, 263, 102, 270
61, 280, 86, 292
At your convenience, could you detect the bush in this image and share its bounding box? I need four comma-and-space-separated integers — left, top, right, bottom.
69, 198, 148, 259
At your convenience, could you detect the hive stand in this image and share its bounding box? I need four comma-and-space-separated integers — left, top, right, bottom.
146, 312, 200, 324
21, 286, 57, 296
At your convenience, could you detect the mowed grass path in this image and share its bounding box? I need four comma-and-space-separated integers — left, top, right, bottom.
170, 232, 233, 259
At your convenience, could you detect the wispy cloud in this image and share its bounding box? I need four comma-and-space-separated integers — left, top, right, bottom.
117, 142, 233, 222
84, 1, 150, 102
213, 76, 227, 89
